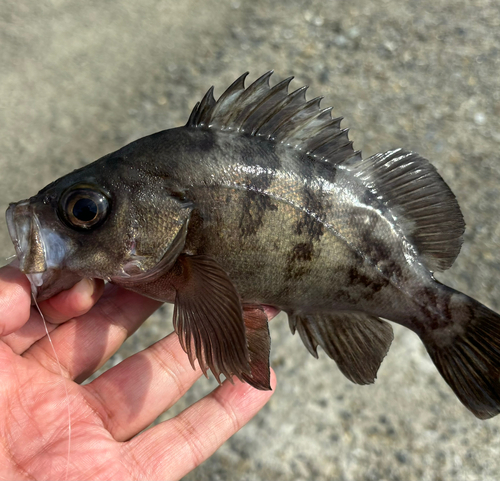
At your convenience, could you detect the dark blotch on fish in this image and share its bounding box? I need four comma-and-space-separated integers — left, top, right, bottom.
348, 266, 389, 298
240, 189, 278, 238
285, 242, 314, 281
295, 185, 325, 241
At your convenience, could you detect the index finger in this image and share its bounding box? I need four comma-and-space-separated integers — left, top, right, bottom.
0, 265, 32, 337
38, 278, 105, 324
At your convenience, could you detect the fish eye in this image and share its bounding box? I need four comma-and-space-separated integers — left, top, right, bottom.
59, 184, 110, 230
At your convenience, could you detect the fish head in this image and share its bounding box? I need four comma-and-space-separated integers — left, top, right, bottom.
6, 150, 193, 299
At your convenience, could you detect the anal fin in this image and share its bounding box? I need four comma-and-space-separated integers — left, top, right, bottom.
289, 311, 394, 385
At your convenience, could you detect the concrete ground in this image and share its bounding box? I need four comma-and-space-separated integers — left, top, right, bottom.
1, 0, 500, 479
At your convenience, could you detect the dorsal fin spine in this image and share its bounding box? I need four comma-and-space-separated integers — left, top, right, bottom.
273, 97, 324, 141
292, 106, 334, 138
224, 71, 273, 127
209, 72, 249, 126
254, 86, 308, 136
246, 77, 294, 134
284, 104, 334, 148
306, 118, 343, 152
312, 132, 350, 158
186, 101, 201, 127
267, 88, 312, 138
233, 74, 285, 130
296, 110, 335, 146
325, 140, 355, 163
197, 86, 216, 126
312, 127, 348, 148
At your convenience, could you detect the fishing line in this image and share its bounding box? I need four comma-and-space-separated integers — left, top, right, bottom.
32, 289, 72, 481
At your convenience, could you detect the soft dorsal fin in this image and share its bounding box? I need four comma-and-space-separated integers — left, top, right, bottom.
186, 71, 362, 164
347, 149, 465, 271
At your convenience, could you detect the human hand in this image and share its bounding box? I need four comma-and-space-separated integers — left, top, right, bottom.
0, 265, 276, 480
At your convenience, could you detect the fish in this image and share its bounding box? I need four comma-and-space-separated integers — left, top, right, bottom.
6, 71, 500, 419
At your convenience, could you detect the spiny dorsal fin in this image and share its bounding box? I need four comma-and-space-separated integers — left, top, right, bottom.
347, 149, 465, 271
186, 71, 361, 164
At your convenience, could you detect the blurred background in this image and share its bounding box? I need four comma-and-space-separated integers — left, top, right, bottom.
1, 0, 500, 479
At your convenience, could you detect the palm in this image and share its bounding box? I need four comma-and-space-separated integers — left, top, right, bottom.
0, 266, 275, 481
2, 357, 121, 479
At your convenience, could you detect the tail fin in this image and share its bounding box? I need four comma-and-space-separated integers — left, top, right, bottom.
422, 294, 500, 419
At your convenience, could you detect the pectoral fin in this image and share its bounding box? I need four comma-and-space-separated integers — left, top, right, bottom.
289, 311, 394, 384
241, 304, 272, 391
171, 255, 251, 383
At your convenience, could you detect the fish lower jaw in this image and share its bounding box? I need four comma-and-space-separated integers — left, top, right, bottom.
27, 272, 44, 287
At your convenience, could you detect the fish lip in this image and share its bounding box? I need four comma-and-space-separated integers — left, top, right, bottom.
6, 201, 30, 268
6, 201, 47, 274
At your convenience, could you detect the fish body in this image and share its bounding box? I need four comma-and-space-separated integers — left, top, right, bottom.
7, 72, 500, 419
135, 128, 429, 319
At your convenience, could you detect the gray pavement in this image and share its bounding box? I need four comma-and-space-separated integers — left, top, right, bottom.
1, 0, 500, 479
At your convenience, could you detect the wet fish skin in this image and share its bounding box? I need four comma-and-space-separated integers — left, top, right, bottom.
6, 72, 500, 418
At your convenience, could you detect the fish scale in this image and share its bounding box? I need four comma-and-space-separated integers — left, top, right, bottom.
6, 72, 500, 419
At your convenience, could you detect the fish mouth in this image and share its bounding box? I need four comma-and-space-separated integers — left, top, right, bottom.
6, 201, 81, 300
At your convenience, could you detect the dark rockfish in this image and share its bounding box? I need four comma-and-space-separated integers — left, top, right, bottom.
7, 72, 500, 419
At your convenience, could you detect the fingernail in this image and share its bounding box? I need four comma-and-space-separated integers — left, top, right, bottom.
72, 278, 96, 298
